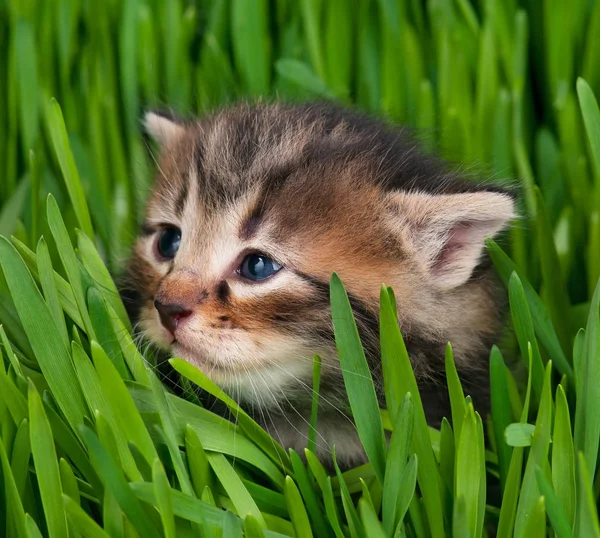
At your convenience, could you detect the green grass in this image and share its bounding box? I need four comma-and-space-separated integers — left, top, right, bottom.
1, 0, 600, 536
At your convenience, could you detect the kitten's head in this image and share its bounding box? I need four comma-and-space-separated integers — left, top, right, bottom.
124, 103, 514, 407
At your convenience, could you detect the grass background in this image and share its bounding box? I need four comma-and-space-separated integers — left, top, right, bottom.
1, 0, 600, 536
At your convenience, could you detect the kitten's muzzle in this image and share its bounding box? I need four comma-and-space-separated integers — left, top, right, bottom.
154, 299, 192, 336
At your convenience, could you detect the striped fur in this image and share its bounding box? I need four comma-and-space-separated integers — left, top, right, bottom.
122, 102, 515, 467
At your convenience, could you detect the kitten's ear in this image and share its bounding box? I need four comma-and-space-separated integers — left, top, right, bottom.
389, 190, 515, 289
143, 111, 185, 145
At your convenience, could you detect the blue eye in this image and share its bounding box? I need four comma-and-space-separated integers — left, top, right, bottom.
157, 227, 181, 259
240, 254, 282, 281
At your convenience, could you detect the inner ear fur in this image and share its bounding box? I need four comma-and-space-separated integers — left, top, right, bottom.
143, 110, 186, 146
389, 189, 515, 289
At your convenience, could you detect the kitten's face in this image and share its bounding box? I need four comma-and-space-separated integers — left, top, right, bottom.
126, 103, 514, 405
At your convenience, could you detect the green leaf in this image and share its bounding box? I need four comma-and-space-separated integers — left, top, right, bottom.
129, 381, 284, 485
10, 418, 31, 500
520, 496, 546, 538
382, 394, 415, 535
0, 347, 28, 425
552, 385, 575, 526
91, 341, 158, 469
514, 362, 553, 538
577, 78, 600, 178
245, 514, 266, 538
147, 368, 194, 496
455, 404, 485, 538
207, 453, 266, 527
72, 342, 142, 482
76, 231, 130, 331
59, 458, 80, 505
108, 304, 149, 385
299, 0, 325, 78
379, 285, 403, 425
185, 424, 213, 497
308, 354, 321, 456
288, 450, 333, 538
45, 99, 94, 239
497, 346, 535, 538
574, 277, 600, 480
153, 459, 177, 538
378, 284, 445, 538
136, 481, 234, 531
87, 287, 129, 379
10, 236, 83, 329
330, 273, 386, 485
169, 358, 289, 477
231, 0, 270, 95
41, 393, 103, 495
508, 272, 545, 401
79, 425, 161, 538
284, 475, 313, 538
487, 239, 573, 380
46, 194, 96, 339
63, 494, 112, 538
275, 59, 336, 100
305, 450, 345, 538
24, 515, 43, 538
490, 346, 513, 492
332, 448, 364, 538
28, 381, 68, 538
359, 497, 387, 538
533, 186, 573, 352
324, 0, 352, 96
0, 178, 29, 239
36, 237, 69, 349
445, 343, 466, 445
505, 423, 535, 447
534, 466, 571, 538
15, 19, 39, 154
438, 418, 455, 512
0, 237, 86, 430
574, 451, 600, 537
0, 435, 27, 538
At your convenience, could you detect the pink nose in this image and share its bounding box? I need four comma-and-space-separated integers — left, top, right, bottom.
154, 300, 192, 335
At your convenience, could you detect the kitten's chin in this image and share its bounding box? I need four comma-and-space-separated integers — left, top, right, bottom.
169, 341, 241, 386
170, 341, 217, 369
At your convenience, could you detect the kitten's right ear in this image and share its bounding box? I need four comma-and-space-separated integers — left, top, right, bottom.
143, 111, 185, 146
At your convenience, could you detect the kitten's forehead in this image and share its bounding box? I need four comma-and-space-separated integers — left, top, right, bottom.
148, 103, 376, 218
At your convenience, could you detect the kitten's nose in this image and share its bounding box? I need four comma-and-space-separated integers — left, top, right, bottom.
154, 299, 192, 336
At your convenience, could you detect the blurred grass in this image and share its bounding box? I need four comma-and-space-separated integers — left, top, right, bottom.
1, 0, 600, 536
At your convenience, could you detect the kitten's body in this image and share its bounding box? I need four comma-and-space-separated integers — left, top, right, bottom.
122, 102, 514, 467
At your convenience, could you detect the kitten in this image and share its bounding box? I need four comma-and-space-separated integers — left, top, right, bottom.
121, 102, 514, 468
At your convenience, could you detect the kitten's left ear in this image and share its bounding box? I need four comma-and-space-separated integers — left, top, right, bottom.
143, 111, 185, 146
389, 190, 515, 289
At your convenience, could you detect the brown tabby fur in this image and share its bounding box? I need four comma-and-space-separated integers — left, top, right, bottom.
121, 102, 515, 467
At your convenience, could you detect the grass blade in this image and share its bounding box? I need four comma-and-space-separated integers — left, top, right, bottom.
153, 459, 177, 538
28, 381, 68, 538
379, 284, 445, 538
0, 237, 86, 429
330, 273, 386, 485
45, 99, 94, 239
552, 385, 575, 527
207, 452, 266, 527
284, 475, 313, 538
